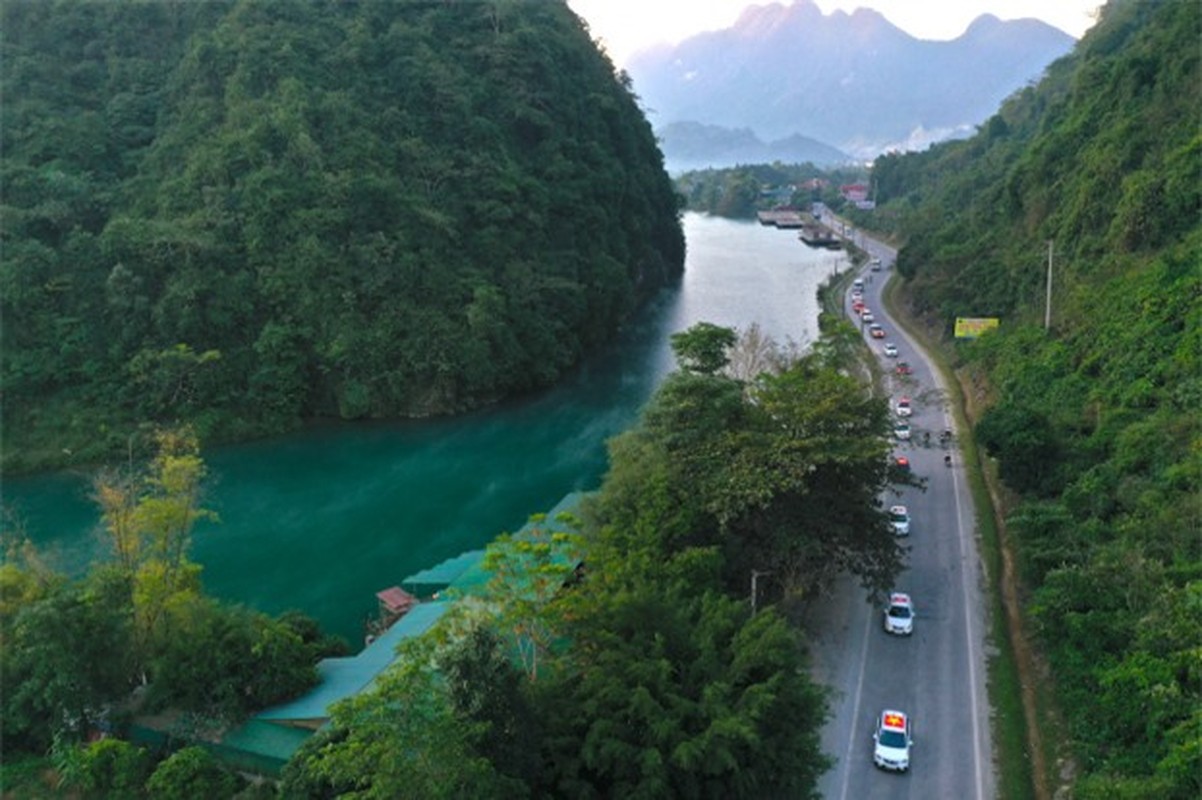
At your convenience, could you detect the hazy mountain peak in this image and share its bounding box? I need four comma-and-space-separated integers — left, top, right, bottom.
967, 11, 1004, 29
847, 6, 897, 35
731, 1, 822, 40
628, 3, 1074, 159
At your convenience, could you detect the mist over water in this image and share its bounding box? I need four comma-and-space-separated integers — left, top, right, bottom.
3, 214, 846, 644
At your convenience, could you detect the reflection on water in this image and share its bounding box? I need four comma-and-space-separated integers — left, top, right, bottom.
1, 213, 846, 644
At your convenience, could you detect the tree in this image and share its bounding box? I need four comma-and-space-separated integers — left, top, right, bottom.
55, 737, 152, 799
538, 581, 829, 799
725, 322, 794, 384
145, 746, 238, 800
1, 572, 133, 751
473, 515, 583, 681
443, 625, 542, 791
670, 322, 738, 376
147, 600, 317, 721
127, 344, 223, 419
623, 336, 902, 599
975, 402, 1062, 495
91, 426, 215, 676
741, 359, 900, 596
288, 639, 518, 799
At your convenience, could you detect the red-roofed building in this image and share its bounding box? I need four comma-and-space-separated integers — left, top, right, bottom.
840, 183, 870, 202
375, 586, 418, 625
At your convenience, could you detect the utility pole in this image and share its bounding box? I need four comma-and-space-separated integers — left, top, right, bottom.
751, 570, 772, 615
1045, 240, 1054, 330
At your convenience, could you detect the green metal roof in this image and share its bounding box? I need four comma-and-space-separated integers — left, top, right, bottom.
220, 492, 589, 773
401, 549, 485, 591
255, 600, 451, 723
444, 492, 584, 600
218, 719, 314, 768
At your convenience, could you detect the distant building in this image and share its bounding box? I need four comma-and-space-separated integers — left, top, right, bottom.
840, 183, 870, 202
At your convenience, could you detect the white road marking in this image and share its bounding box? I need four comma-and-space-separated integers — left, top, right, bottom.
837, 604, 873, 800
946, 413, 986, 798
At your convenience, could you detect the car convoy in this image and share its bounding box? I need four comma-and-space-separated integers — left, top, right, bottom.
847, 250, 930, 775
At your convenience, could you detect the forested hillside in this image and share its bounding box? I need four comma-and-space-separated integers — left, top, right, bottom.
865, 1, 1200, 796
1, 0, 684, 472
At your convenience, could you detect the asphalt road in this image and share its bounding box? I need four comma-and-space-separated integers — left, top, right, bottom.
805, 215, 995, 799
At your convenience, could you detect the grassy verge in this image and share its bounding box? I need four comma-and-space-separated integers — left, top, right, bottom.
880, 275, 1039, 800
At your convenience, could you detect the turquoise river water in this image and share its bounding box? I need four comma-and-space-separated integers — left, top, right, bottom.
2, 213, 847, 645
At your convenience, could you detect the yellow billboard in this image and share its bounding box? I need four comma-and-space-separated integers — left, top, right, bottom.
954, 317, 1000, 338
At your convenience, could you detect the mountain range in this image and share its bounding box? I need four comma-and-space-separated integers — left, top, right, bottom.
627, 0, 1075, 166
655, 121, 851, 173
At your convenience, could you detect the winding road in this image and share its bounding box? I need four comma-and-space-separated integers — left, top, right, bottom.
805, 215, 995, 799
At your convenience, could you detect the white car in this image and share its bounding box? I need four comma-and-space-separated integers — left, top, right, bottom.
884, 593, 915, 635
883, 342, 899, 358
893, 421, 911, 440
895, 397, 912, 417
889, 504, 910, 536
873, 710, 913, 771
870, 257, 883, 272
862, 311, 875, 323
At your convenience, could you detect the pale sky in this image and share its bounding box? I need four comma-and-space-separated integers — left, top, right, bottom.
567, 0, 1102, 67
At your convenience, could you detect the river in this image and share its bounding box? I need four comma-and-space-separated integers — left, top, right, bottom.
1, 213, 847, 645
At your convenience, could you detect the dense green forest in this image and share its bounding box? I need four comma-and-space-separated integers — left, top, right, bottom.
859, 1, 1200, 796
1, 0, 684, 473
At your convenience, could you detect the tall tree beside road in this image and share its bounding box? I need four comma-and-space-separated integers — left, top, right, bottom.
602, 322, 902, 599
532, 322, 896, 796
538, 578, 829, 799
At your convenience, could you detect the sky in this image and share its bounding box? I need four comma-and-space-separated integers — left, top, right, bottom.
567, 0, 1103, 67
